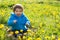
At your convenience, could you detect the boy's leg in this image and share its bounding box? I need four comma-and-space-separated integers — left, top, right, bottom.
12, 30, 18, 40
21, 36, 23, 40
20, 33, 24, 40
7, 29, 13, 37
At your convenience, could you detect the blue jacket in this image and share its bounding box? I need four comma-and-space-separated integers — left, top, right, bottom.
7, 12, 30, 31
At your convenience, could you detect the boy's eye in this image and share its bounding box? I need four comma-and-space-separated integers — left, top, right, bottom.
15, 8, 23, 12
19, 10, 22, 12
15, 10, 18, 12
16, 11, 22, 12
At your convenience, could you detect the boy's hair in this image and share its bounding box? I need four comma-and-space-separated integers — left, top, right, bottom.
13, 4, 24, 12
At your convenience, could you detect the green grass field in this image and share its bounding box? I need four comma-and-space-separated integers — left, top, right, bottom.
0, 0, 60, 40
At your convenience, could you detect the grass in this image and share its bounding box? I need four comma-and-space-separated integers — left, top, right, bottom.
0, 0, 60, 40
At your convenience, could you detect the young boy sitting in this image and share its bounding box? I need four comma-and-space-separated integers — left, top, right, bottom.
7, 4, 30, 38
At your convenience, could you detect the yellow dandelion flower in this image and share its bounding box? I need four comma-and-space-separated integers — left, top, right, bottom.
41, 30, 45, 33
18, 36, 21, 40
0, 24, 4, 29
30, 19, 33, 22
52, 35, 55, 39
36, 38, 41, 40
52, 11, 57, 16
23, 36, 26, 39
27, 37, 32, 40
1, 13, 4, 16
45, 36, 50, 39
27, 29, 31, 32
32, 26, 35, 28
15, 31, 19, 34
39, 22, 43, 27
58, 38, 60, 40
20, 30, 23, 32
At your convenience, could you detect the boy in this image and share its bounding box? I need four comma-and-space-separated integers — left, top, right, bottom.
7, 4, 30, 38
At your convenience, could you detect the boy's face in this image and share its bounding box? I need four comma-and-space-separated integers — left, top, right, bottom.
14, 8, 23, 16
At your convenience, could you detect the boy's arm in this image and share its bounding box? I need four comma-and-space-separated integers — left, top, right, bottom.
7, 16, 16, 26
23, 14, 31, 27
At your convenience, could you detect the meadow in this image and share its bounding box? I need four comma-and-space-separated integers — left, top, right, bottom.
0, 0, 60, 40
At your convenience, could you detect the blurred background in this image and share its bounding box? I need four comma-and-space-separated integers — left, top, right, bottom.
0, 0, 60, 40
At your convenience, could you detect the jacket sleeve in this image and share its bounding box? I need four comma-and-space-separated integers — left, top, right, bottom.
7, 16, 15, 26
25, 16, 30, 27
23, 14, 30, 26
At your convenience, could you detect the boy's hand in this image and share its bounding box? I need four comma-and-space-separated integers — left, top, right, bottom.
26, 21, 30, 28
26, 24, 29, 27
13, 20, 17, 23
7, 28, 11, 32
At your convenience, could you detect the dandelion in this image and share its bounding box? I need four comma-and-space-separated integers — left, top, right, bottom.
41, 30, 45, 33
23, 36, 26, 39
27, 29, 31, 32
52, 35, 55, 39
52, 11, 57, 16
39, 22, 43, 27
20, 30, 23, 32
36, 38, 41, 40
58, 38, 60, 40
32, 26, 35, 28
0, 24, 4, 29
27, 37, 32, 40
45, 36, 50, 39
18, 36, 21, 40
15, 31, 19, 34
